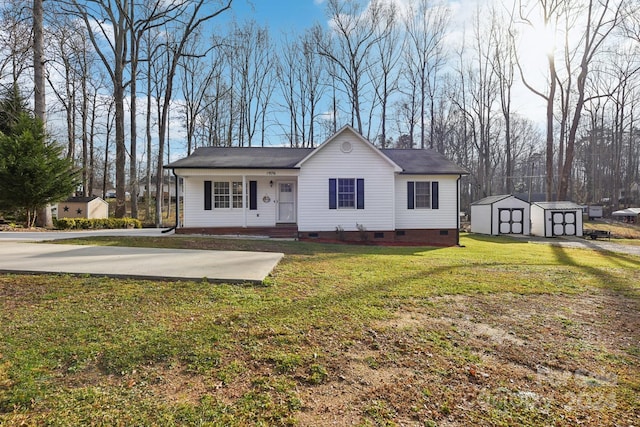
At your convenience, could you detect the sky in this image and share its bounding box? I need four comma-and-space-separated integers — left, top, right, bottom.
229, 0, 328, 31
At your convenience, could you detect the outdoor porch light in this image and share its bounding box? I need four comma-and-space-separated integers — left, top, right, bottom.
270, 180, 273, 187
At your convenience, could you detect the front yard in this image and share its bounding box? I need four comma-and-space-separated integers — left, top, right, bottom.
1, 235, 638, 426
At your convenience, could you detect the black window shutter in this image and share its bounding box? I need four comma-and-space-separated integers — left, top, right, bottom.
432, 181, 439, 209
356, 179, 364, 209
204, 180, 212, 210
249, 181, 257, 210
407, 181, 415, 209
329, 179, 337, 209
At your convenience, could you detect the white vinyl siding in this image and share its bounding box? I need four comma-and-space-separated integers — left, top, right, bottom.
396, 175, 459, 229
298, 132, 396, 232
180, 173, 288, 228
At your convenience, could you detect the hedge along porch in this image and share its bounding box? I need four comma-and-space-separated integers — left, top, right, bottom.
164, 126, 469, 246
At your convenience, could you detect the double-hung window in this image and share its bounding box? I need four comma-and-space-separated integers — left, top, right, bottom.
205, 180, 252, 211
211, 181, 243, 209
407, 181, 439, 210
338, 178, 355, 208
329, 178, 364, 209
213, 182, 230, 208
232, 182, 243, 208
414, 181, 431, 208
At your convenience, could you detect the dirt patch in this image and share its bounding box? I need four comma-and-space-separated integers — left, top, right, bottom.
294, 292, 639, 425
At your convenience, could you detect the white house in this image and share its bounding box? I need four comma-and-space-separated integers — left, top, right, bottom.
530, 201, 583, 237
164, 126, 469, 246
470, 195, 530, 235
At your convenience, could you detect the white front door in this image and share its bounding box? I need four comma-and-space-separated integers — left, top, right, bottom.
277, 182, 296, 223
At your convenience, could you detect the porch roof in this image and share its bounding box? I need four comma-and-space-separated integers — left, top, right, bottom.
165, 147, 313, 169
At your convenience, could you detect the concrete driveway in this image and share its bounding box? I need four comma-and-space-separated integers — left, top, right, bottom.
0, 229, 284, 284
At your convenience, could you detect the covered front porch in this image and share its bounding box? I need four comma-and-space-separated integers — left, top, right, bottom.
176, 169, 300, 231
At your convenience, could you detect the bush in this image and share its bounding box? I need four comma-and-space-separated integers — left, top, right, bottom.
54, 217, 142, 230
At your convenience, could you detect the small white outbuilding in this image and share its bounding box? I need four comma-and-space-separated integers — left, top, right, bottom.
470, 195, 530, 235
530, 201, 583, 237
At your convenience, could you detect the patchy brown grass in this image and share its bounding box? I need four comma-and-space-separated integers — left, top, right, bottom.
1, 235, 638, 426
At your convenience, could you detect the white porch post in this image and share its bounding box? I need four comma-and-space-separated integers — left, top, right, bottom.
242, 175, 247, 228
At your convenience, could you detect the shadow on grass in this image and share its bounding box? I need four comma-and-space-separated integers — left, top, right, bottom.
463, 233, 530, 244
550, 244, 640, 298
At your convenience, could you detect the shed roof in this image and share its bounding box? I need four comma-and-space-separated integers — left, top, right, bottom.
63, 196, 104, 203
532, 201, 583, 210
471, 194, 528, 206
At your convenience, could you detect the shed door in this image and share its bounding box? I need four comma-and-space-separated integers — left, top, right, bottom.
551, 211, 576, 236
498, 208, 524, 234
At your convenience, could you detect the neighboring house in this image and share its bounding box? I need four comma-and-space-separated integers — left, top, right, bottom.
57, 196, 109, 219
470, 195, 531, 236
165, 125, 469, 246
530, 201, 583, 237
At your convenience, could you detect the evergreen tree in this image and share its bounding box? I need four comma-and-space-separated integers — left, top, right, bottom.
0, 89, 80, 227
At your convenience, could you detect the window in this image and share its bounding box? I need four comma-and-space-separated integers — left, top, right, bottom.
407, 181, 439, 210
415, 181, 431, 209
214, 182, 230, 208
329, 178, 364, 210
338, 178, 355, 208
232, 181, 243, 208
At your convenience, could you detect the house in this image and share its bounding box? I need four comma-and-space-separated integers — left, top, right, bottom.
470, 195, 530, 236
530, 201, 583, 237
57, 196, 109, 219
164, 126, 469, 246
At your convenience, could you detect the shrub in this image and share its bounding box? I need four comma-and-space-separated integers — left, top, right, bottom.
54, 217, 142, 230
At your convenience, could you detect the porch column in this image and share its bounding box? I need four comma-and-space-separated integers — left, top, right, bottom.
242, 175, 247, 228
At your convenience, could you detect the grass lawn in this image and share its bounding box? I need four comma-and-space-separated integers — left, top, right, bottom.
1, 234, 638, 426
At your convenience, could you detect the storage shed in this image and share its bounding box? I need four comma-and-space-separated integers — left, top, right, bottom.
57, 196, 109, 219
530, 201, 583, 237
470, 195, 530, 235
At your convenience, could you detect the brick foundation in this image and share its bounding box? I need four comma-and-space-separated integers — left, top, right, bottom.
175, 227, 459, 246
298, 229, 459, 246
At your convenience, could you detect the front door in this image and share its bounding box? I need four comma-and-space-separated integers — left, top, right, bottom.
277, 182, 296, 223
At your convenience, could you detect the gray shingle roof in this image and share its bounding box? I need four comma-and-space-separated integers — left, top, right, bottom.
381, 149, 469, 175
165, 147, 313, 169
165, 146, 469, 175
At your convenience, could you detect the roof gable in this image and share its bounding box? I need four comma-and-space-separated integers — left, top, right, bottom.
295, 125, 402, 172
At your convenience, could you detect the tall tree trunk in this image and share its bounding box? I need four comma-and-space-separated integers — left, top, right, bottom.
33, 0, 52, 227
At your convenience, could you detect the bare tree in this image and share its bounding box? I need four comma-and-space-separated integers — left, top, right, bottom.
403, 0, 450, 149
153, 1, 232, 226
367, 0, 400, 146
315, 0, 391, 134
